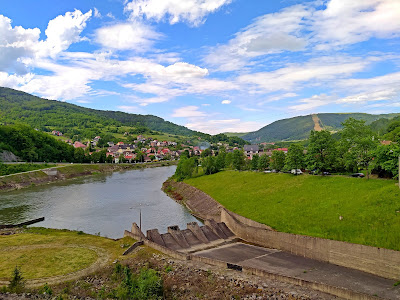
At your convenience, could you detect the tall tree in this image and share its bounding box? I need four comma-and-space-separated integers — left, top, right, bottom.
340, 118, 378, 179
251, 154, 259, 170
285, 144, 305, 171
232, 149, 246, 171
270, 150, 286, 171
372, 143, 400, 178
307, 130, 337, 173
258, 154, 269, 171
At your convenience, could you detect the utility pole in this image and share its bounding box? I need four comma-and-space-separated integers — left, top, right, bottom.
139, 208, 142, 233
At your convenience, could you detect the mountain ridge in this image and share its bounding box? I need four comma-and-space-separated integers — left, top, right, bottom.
240, 112, 400, 143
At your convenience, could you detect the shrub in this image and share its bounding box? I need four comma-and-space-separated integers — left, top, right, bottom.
8, 266, 25, 293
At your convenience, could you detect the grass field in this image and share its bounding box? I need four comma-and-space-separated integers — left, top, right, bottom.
185, 171, 400, 251
0, 228, 135, 281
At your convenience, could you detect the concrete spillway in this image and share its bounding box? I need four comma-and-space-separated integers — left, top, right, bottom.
145, 221, 237, 253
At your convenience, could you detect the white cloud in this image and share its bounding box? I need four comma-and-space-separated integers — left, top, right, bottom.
205, 0, 400, 71
205, 4, 311, 71
312, 0, 400, 50
172, 106, 206, 117
186, 118, 261, 134
0, 15, 41, 74
289, 94, 335, 112
94, 7, 102, 18
237, 56, 368, 93
42, 10, 92, 57
125, 0, 232, 26
95, 22, 161, 51
336, 71, 400, 104
221, 100, 231, 104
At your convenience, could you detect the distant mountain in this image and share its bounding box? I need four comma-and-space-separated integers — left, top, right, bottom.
0, 87, 202, 139
242, 113, 400, 143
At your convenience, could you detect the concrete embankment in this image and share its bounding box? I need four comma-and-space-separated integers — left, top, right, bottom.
0, 161, 177, 192
163, 179, 400, 282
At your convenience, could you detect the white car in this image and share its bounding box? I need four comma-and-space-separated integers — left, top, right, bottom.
291, 169, 303, 175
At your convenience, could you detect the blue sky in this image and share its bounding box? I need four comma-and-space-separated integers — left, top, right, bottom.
1, 0, 399, 134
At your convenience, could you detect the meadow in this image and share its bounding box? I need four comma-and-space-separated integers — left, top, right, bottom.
0, 227, 135, 281
185, 171, 400, 251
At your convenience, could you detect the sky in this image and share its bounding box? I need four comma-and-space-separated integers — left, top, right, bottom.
0, 0, 400, 134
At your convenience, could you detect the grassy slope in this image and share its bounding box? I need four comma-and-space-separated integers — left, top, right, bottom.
0, 228, 135, 280
185, 171, 400, 251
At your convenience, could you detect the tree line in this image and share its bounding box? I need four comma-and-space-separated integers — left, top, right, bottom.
174, 118, 400, 181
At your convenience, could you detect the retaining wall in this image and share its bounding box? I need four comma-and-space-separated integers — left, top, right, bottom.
221, 209, 400, 280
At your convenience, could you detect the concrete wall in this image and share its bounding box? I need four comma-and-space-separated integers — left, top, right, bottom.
221, 209, 400, 280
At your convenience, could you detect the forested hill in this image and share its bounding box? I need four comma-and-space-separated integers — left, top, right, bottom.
0, 87, 201, 138
242, 113, 400, 143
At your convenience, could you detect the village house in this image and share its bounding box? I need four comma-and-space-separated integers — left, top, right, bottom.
51, 130, 63, 136
73, 141, 87, 149
244, 145, 259, 159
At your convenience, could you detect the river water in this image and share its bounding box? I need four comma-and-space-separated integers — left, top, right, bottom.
0, 166, 200, 238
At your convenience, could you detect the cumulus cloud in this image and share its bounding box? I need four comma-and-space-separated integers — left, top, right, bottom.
95, 22, 161, 51
125, 0, 232, 26
0, 15, 41, 74
42, 10, 92, 57
221, 100, 231, 104
172, 106, 206, 118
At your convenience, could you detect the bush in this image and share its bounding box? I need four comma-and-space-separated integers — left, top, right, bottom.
8, 266, 25, 293
114, 266, 163, 300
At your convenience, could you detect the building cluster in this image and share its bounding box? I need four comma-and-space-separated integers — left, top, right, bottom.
243, 145, 288, 160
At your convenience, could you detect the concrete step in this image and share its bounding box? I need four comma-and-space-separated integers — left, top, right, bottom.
168, 225, 190, 249
200, 225, 220, 242
187, 222, 209, 244
205, 219, 228, 239
218, 222, 235, 238
181, 229, 203, 247
147, 229, 166, 247
161, 233, 183, 251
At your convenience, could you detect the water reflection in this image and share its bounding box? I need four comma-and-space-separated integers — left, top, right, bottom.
0, 166, 201, 238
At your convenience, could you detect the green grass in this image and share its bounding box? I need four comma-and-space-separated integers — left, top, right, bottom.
185, 171, 400, 251
0, 247, 97, 279
0, 227, 135, 280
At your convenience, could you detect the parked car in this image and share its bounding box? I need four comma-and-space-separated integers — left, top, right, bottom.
264, 170, 272, 173
322, 171, 331, 175
291, 169, 303, 175
351, 173, 365, 178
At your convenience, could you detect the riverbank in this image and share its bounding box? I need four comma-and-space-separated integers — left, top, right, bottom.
0, 161, 177, 192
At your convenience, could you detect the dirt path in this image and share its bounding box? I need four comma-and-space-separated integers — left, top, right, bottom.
0, 244, 110, 287
312, 114, 323, 131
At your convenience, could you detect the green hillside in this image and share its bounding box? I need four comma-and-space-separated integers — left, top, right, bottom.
242, 113, 400, 143
0, 87, 201, 140
185, 171, 400, 251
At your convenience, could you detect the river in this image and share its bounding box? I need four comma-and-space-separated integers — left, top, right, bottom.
0, 166, 200, 238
